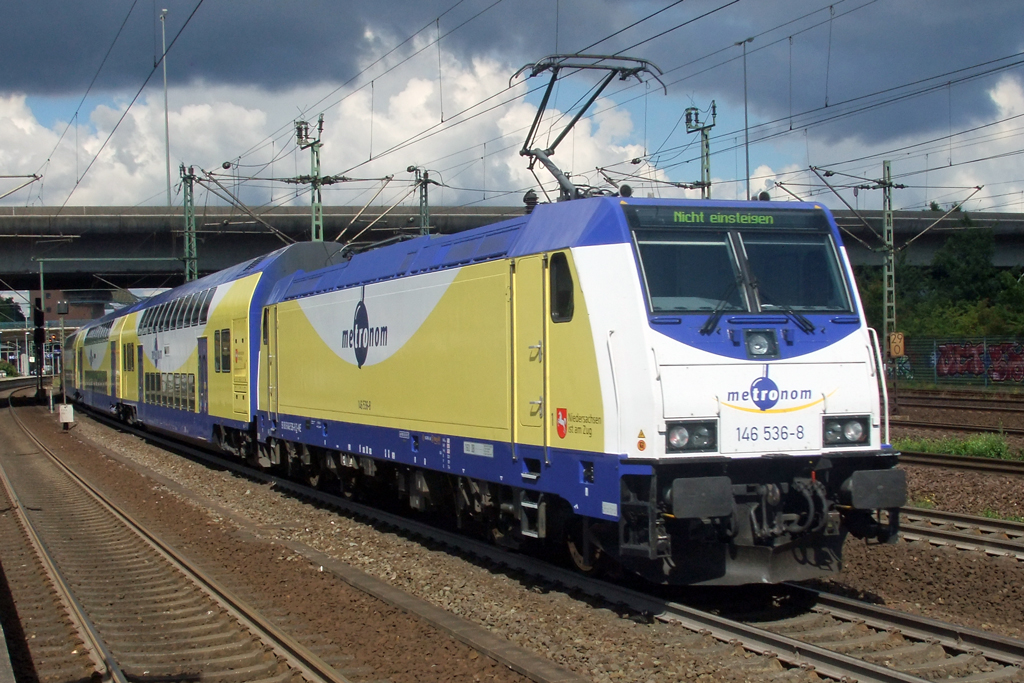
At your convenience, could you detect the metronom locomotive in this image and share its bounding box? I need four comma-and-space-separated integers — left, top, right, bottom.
66, 196, 906, 585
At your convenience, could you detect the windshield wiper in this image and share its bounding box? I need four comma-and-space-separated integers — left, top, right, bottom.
753, 283, 816, 334
700, 278, 741, 335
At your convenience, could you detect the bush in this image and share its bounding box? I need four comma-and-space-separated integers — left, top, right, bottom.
0, 359, 18, 377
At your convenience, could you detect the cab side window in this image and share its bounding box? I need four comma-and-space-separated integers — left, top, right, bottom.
550, 252, 574, 323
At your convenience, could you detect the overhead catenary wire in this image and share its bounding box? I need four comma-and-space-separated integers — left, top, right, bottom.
352, 0, 873, 197
233, 0, 739, 191
231, 0, 505, 169
53, 0, 206, 216
36, 0, 143, 178
205, 0, 811, 207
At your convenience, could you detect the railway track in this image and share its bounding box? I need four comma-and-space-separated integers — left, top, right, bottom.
898, 450, 1024, 475
897, 398, 1024, 415
896, 389, 1024, 407
0, 391, 360, 683
896, 507, 1024, 561
891, 418, 1024, 436
75, 405, 1024, 683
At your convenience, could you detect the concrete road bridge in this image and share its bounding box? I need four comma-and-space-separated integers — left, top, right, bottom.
1, 204, 1023, 292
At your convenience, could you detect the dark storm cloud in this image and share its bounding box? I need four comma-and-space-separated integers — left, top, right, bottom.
0, 0, 612, 95
4, 0, 1022, 146
602, 0, 1024, 145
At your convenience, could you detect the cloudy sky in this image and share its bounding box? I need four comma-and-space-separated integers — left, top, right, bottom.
1, 0, 1023, 214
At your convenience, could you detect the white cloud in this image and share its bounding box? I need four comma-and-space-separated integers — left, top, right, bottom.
0, 35, 676, 209
5, 28, 1020, 216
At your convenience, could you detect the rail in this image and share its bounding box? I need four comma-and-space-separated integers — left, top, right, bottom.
897, 507, 1024, 561
899, 450, 1024, 475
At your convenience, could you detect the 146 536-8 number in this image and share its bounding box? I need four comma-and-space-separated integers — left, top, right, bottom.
737, 425, 805, 442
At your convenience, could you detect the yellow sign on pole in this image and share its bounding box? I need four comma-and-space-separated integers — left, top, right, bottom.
888, 332, 905, 358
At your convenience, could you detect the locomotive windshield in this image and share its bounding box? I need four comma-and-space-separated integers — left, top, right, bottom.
625, 205, 852, 314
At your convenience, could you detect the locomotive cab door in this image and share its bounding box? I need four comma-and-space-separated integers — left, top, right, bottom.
263, 306, 279, 422
512, 255, 548, 456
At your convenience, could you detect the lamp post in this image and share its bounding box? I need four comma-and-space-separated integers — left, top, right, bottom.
736, 37, 753, 201
160, 9, 171, 207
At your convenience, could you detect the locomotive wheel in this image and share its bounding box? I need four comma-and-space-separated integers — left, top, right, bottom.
564, 519, 601, 574
567, 538, 598, 573
305, 457, 322, 489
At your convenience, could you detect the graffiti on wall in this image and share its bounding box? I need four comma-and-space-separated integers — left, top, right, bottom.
934, 341, 1024, 382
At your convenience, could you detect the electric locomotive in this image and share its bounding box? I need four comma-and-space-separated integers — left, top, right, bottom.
66, 196, 904, 585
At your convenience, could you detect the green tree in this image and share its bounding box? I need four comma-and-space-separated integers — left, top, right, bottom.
851, 219, 1024, 338
0, 296, 26, 324
929, 223, 1000, 305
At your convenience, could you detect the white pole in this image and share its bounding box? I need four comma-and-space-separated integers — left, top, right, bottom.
161, 9, 171, 207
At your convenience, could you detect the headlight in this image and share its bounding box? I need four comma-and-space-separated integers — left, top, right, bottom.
843, 420, 865, 442
748, 333, 771, 355
666, 421, 717, 453
824, 421, 843, 443
668, 425, 689, 449
744, 329, 779, 359
822, 416, 869, 447
691, 425, 713, 448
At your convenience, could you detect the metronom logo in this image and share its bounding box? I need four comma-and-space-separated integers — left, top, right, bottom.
341, 300, 387, 368
726, 367, 812, 411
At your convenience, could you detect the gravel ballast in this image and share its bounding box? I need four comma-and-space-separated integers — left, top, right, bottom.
22, 404, 1024, 681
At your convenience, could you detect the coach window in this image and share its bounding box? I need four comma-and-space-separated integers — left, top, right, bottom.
262, 309, 269, 345
173, 298, 187, 329
189, 293, 202, 326
165, 300, 178, 330
180, 294, 196, 327
220, 328, 231, 372
549, 252, 574, 323
214, 330, 222, 372
199, 289, 213, 324
159, 303, 171, 332
178, 297, 190, 328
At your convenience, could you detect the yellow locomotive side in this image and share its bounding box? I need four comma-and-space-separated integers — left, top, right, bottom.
263, 250, 603, 452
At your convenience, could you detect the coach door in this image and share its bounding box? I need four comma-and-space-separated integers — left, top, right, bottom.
512, 255, 547, 455
137, 345, 144, 402
231, 317, 248, 416
110, 341, 119, 397
197, 337, 209, 414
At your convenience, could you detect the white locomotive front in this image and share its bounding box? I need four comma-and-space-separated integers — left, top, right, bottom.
572, 200, 905, 584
